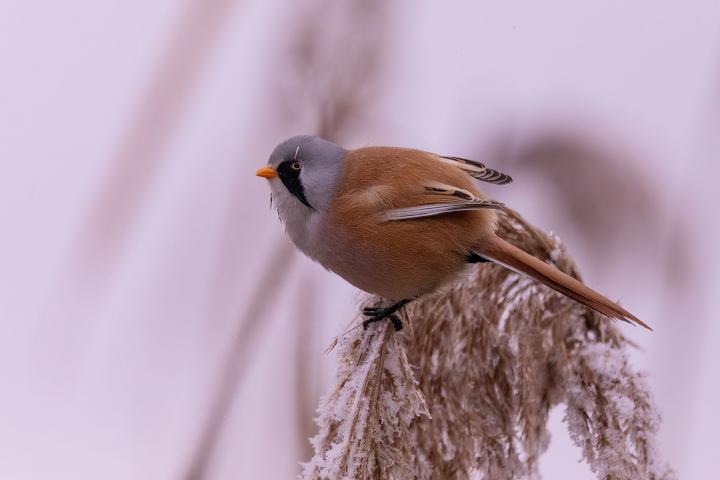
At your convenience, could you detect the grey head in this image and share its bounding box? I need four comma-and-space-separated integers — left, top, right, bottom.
263, 135, 347, 213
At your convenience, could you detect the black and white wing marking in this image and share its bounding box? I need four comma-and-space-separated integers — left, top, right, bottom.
383, 181, 504, 221
440, 155, 513, 185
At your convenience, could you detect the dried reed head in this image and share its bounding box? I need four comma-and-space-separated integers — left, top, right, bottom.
302, 209, 674, 480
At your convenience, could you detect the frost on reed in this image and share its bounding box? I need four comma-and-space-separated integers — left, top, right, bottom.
302, 209, 674, 480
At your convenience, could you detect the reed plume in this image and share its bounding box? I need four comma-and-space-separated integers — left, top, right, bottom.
302, 209, 674, 480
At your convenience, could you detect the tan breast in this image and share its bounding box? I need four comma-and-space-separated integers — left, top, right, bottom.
319, 147, 497, 300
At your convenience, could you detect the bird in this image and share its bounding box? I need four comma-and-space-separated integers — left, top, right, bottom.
256, 135, 650, 331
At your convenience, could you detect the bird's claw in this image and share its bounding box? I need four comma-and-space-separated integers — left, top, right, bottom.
362, 313, 403, 331
389, 314, 403, 331
362, 299, 409, 331
362, 306, 382, 316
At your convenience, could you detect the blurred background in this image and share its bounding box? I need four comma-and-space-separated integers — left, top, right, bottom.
1, 1, 718, 478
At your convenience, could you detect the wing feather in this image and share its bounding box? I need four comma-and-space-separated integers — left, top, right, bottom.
383, 181, 504, 221
440, 155, 513, 185
383, 201, 503, 221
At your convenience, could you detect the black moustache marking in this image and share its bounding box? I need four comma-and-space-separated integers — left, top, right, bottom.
277, 160, 314, 210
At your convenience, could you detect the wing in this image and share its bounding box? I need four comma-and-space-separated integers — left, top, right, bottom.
383, 181, 504, 221
439, 155, 513, 185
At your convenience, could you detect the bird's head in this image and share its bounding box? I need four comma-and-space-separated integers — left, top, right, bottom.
257, 135, 346, 218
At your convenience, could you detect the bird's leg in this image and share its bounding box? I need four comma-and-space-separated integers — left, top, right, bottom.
388, 314, 403, 331
362, 299, 410, 331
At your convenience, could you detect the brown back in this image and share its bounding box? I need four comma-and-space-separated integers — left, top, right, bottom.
320, 147, 497, 299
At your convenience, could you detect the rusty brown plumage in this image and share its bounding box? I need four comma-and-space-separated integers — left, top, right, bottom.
323, 147, 498, 300
322, 146, 649, 329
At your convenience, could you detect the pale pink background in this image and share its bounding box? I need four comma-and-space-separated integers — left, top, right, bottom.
1, 1, 718, 479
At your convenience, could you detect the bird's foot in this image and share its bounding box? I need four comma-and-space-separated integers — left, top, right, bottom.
361, 299, 409, 331
362, 313, 403, 331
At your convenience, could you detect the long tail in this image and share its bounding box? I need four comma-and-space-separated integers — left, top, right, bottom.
476, 235, 651, 330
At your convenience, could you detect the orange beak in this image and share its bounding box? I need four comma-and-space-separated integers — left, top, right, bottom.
256, 165, 278, 179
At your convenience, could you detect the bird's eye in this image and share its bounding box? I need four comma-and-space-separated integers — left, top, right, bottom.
290, 161, 303, 170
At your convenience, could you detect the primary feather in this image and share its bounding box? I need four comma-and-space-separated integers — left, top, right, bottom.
440, 155, 513, 185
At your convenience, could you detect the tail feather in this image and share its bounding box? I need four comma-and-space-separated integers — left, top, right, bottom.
478, 236, 651, 330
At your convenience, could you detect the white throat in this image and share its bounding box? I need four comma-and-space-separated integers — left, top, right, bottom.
271, 185, 322, 260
